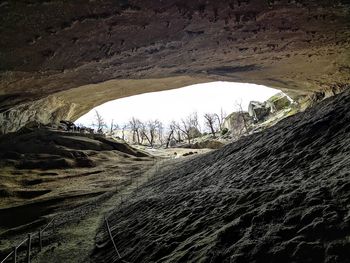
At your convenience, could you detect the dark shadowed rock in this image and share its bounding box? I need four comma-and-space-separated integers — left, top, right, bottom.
93, 89, 350, 263
0, 128, 149, 170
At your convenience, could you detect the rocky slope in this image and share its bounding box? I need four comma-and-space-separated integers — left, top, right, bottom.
0, 128, 148, 170
0, 129, 152, 236
1, 0, 350, 132
93, 89, 350, 262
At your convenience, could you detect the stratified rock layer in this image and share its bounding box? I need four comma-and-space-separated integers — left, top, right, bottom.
0, 0, 350, 132
94, 89, 350, 263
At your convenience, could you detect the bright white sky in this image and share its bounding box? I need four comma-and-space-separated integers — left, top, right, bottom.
75, 82, 279, 128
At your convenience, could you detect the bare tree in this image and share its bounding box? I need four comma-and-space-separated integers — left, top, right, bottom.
234, 100, 249, 133
110, 119, 114, 134
141, 120, 161, 147
158, 121, 164, 145
121, 123, 128, 141
139, 121, 147, 144
215, 108, 227, 131
165, 122, 176, 148
142, 120, 162, 147
204, 113, 218, 137
176, 112, 200, 144
109, 119, 119, 136
129, 117, 142, 144
93, 110, 106, 133
171, 121, 182, 143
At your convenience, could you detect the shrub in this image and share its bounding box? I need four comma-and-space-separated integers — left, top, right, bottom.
221, 128, 229, 135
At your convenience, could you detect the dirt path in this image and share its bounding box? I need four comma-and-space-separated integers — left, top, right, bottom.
32, 159, 171, 263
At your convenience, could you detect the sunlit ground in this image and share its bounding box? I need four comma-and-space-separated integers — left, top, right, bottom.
76, 82, 279, 128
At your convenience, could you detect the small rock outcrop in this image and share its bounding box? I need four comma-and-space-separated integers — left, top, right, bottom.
248, 101, 275, 121
267, 92, 294, 111
223, 111, 253, 137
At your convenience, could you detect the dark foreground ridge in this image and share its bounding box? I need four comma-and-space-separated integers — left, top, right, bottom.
94, 89, 350, 263
0, 129, 148, 170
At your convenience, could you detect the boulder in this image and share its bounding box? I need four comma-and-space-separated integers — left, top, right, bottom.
268, 92, 294, 111
248, 101, 274, 122
223, 112, 253, 137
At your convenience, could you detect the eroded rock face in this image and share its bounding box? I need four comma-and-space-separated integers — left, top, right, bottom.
0, 0, 349, 132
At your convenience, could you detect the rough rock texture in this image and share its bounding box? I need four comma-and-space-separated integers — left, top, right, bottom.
0, 0, 350, 132
0, 128, 148, 170
93, 88, 350, 263
223, 111, 253, 136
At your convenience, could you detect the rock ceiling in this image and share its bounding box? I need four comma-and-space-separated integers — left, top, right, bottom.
0, 0, 349, 132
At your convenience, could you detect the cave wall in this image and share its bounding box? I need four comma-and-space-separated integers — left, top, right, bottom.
0, 76, 210, 133
0, 0, 349, 133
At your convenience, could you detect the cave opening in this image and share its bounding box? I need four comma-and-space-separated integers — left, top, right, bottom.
74, 81, 294, 150
1, 0, 350, 261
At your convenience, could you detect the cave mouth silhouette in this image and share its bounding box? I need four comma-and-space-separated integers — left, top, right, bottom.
0, 1, 349, 135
